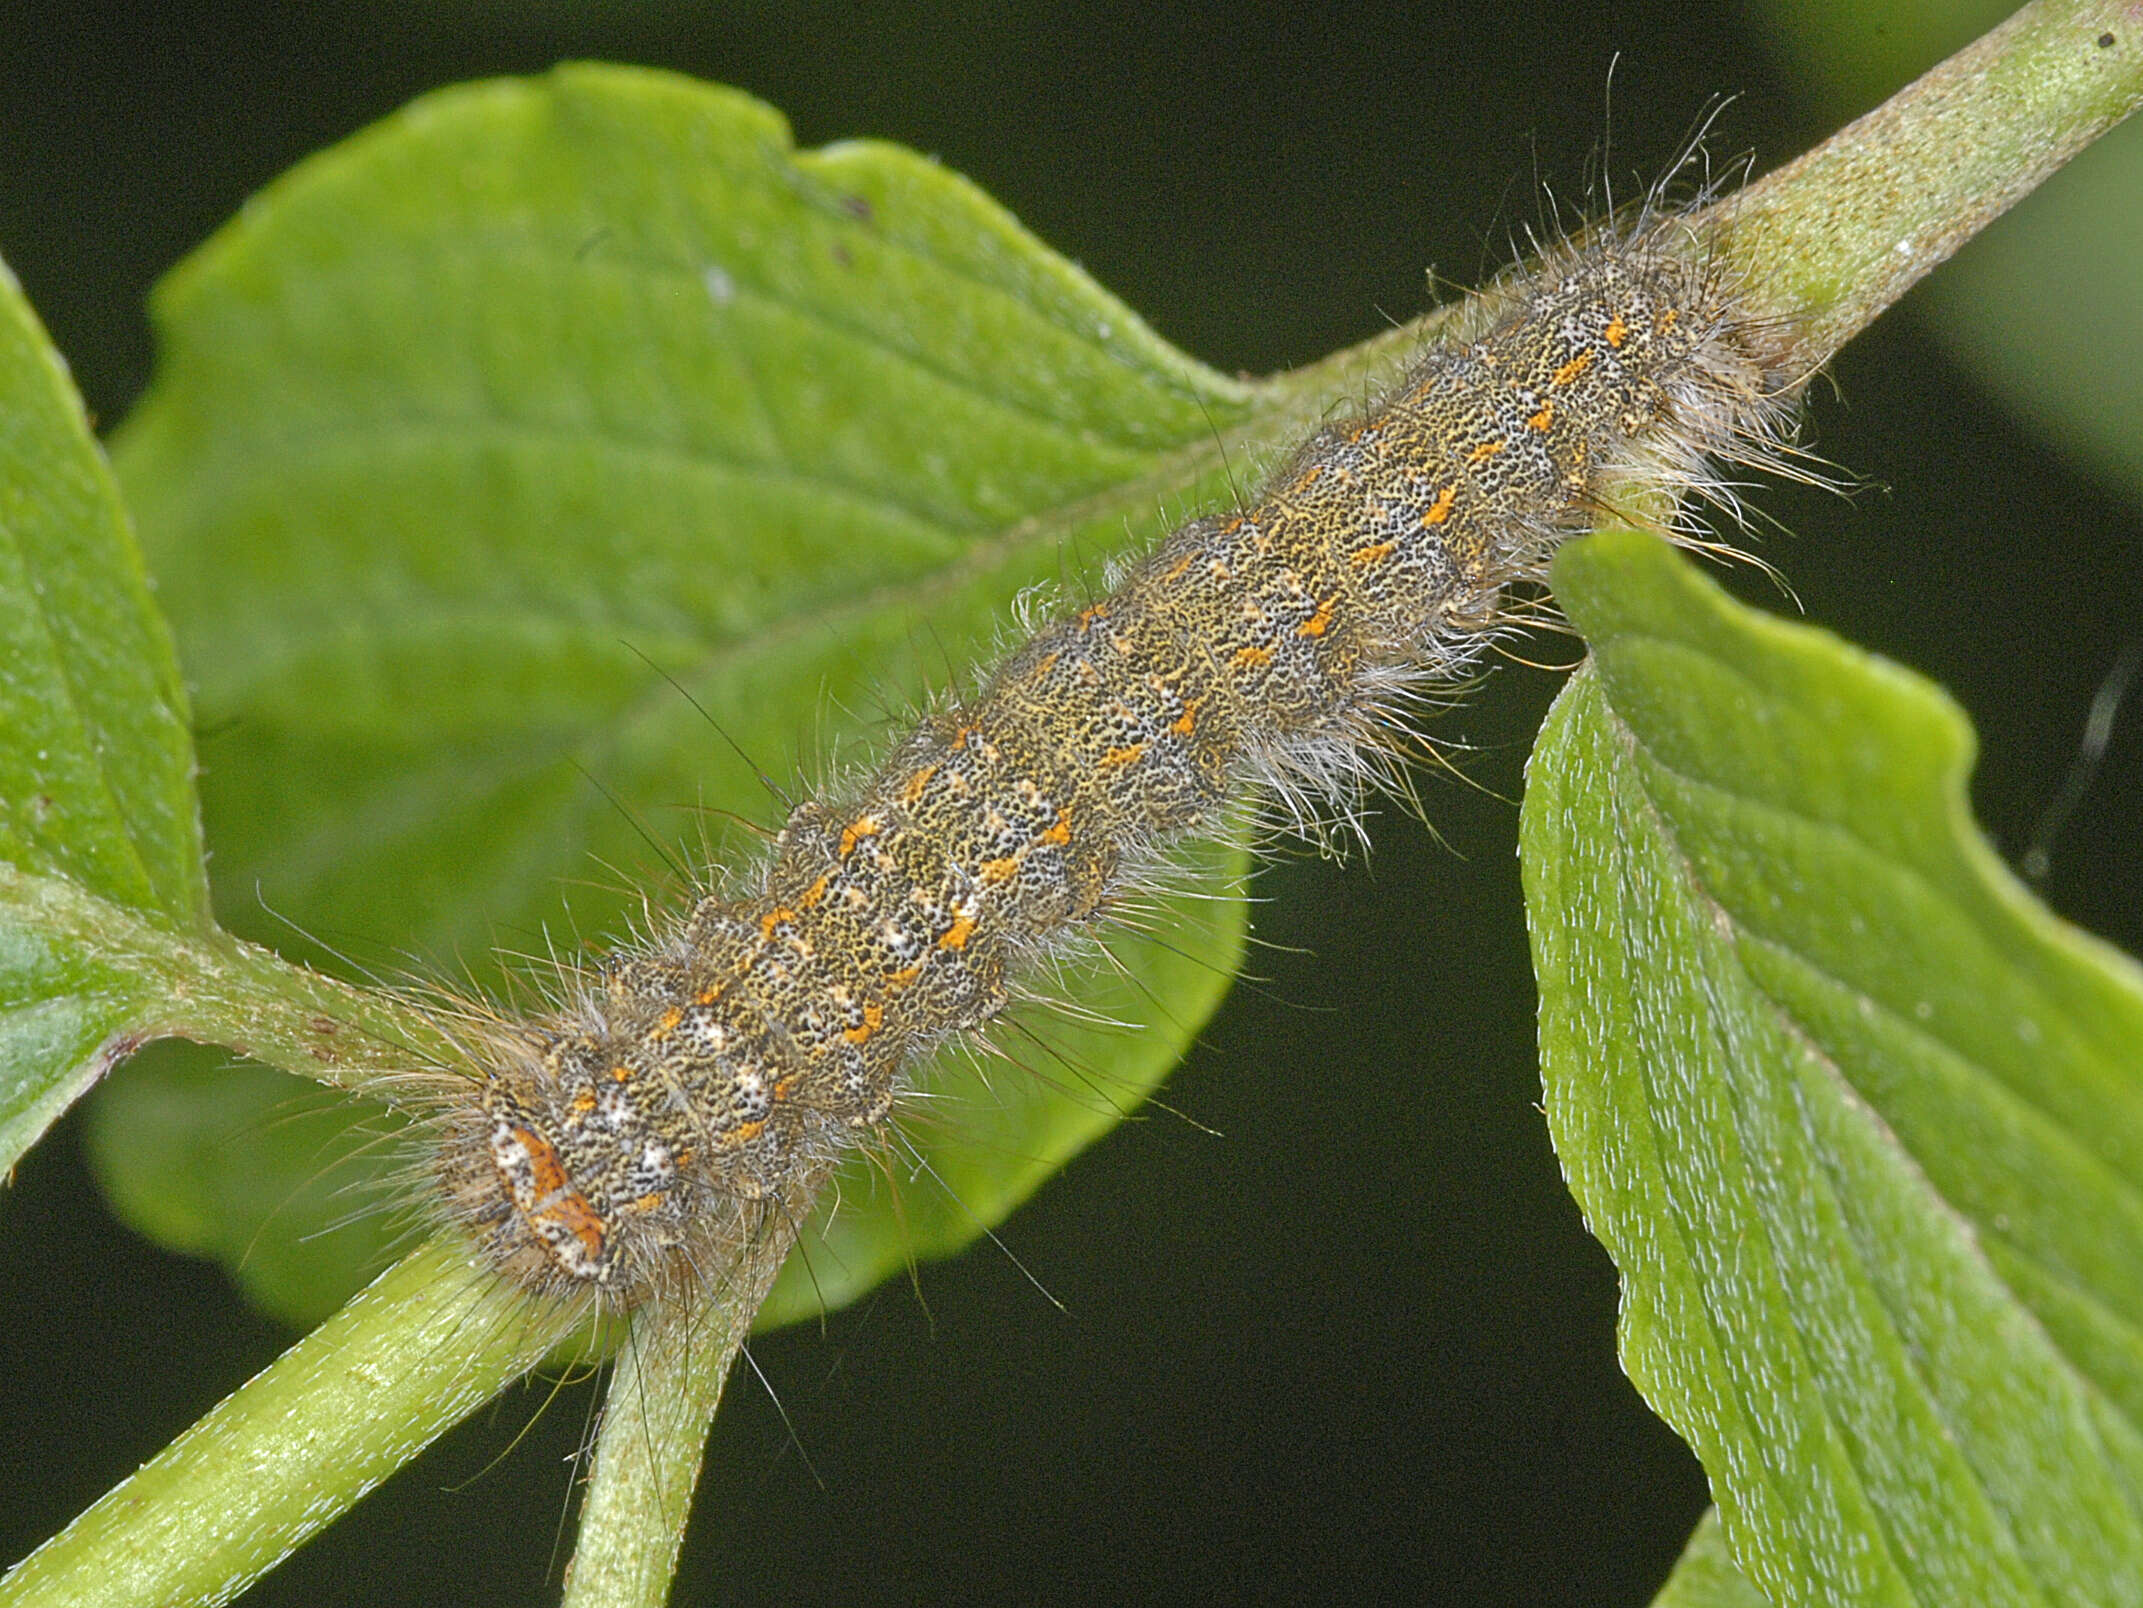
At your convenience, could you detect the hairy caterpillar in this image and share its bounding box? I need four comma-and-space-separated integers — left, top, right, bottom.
404, 199, 1798, 1313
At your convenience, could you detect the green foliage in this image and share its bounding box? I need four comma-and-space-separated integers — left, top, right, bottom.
94, 65, 1266, 1328
0, 254, 203, 1174
1527, 529, 2143, 1604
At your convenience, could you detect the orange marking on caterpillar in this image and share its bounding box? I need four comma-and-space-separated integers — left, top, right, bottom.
626, 1193, 664, 1214
1467, 439, 1505, 464
1164, 553, 1194, 582
939, 914, 978, 951
610, 1063, 634, 1083
1231, 644, 1274, 671
760, 906, 797, 940
799, 874, 830, 909
695, 985, 720, 1006
1603, 313, 1629, 349
1298, 598, 1335, 638
839, 815, 883, 856
1656, 307, 1680, 333
887, 964, 924, 988
1424, 485, 1457, 525
1527, 401, 1555, 432
651, 1006, 682, 1039
844, 1002, 884, 1044
980, 854, 1022, 884
1290, 463, 1323, 495
1551, 349, 1595, 386
900, 766, 939, 806
728, 1120, 767, 1145
1171, 696, 1205, 735
514, 1126, 570, 1197
1100, 742, 1147, 768
1041, 814, 1072, 847
532, 1193, 608, 1263
1349, 541, 1397, 569
571, 1089, 599, 1115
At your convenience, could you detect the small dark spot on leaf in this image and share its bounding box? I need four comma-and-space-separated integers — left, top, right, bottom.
841, 194, 874, 224
832, 243, 852, 268
2099, 30, 2117, 47
309, 1015, 339, 1036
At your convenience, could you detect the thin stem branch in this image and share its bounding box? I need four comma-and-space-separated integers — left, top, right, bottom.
0, 1237, 572, 1608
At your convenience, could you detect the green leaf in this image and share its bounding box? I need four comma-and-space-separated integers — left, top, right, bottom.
1523, 529, 2143, 1606
1651, 1511, 1772, 1608
101, 64, 1288, 1325
0, 250, 204, 1172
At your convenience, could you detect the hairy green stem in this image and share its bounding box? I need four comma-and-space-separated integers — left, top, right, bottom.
1709, 0, 2143, 369
561, 1174, 826, 1608
0, 1237, 570, 1608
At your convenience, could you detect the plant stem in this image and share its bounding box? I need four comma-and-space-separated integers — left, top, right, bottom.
1708, 0, 2143, 371
0, 1237, 569, 1608
560, 1169, 830, 1608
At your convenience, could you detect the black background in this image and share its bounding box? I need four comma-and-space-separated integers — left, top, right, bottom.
3, 2, 2140, 1604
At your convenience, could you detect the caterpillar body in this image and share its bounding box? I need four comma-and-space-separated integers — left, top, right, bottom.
428, 207, 1800, 1310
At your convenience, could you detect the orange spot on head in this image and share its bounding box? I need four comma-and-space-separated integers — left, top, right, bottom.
1298, 599, 1335, 638
513, 1126, 570, 1196
1348, 541, 1397, 570
844, 1002, 884, 1044
980, 854, 1022, 884
1099, 742, 1147, 769
696, 985, 719, 1006
1551, 349, 1596, 386
1041, 815, 1072, 847
838, 815, 883, 856
611, 1063, 634, 1083
1603, 313, 1629, 349
532, 1192, 608, 1262
939, 914, 978, 951
1424, 485, 1457, 525
1171, 697, 1204, 736
1527, 402, 1555, 432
